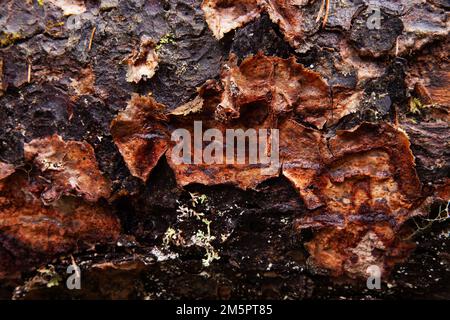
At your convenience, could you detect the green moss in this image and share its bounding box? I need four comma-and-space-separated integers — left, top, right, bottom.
155, 33, 175, 51
190, 192, 208, 207
38, 265, 62, 288
173, 195, 220, 267
0, 32, 23, 47
193, 228, 220, 267
409, 97, 423, 114
37, 0, 44, 6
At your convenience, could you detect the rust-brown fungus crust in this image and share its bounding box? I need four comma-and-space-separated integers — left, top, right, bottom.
110, 94, 169, 182
24, 135, 111, 203
0, 167, 119, 279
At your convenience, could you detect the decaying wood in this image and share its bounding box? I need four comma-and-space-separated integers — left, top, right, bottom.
0, 0, 448, 299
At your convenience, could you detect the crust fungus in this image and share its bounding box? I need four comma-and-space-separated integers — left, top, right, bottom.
110, 94, 169, 182
0, 136, 119, 279
110, 53, 429, 278
125, 37, 159, 84
24, 134, 111, 203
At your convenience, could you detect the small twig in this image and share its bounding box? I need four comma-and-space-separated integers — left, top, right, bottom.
316, 0, 326, 23
322, 0, 330, 28
395, 37, 399, 56
37, 175, 52, 184
88, 26, 96, 52
27, 61, 32, 83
